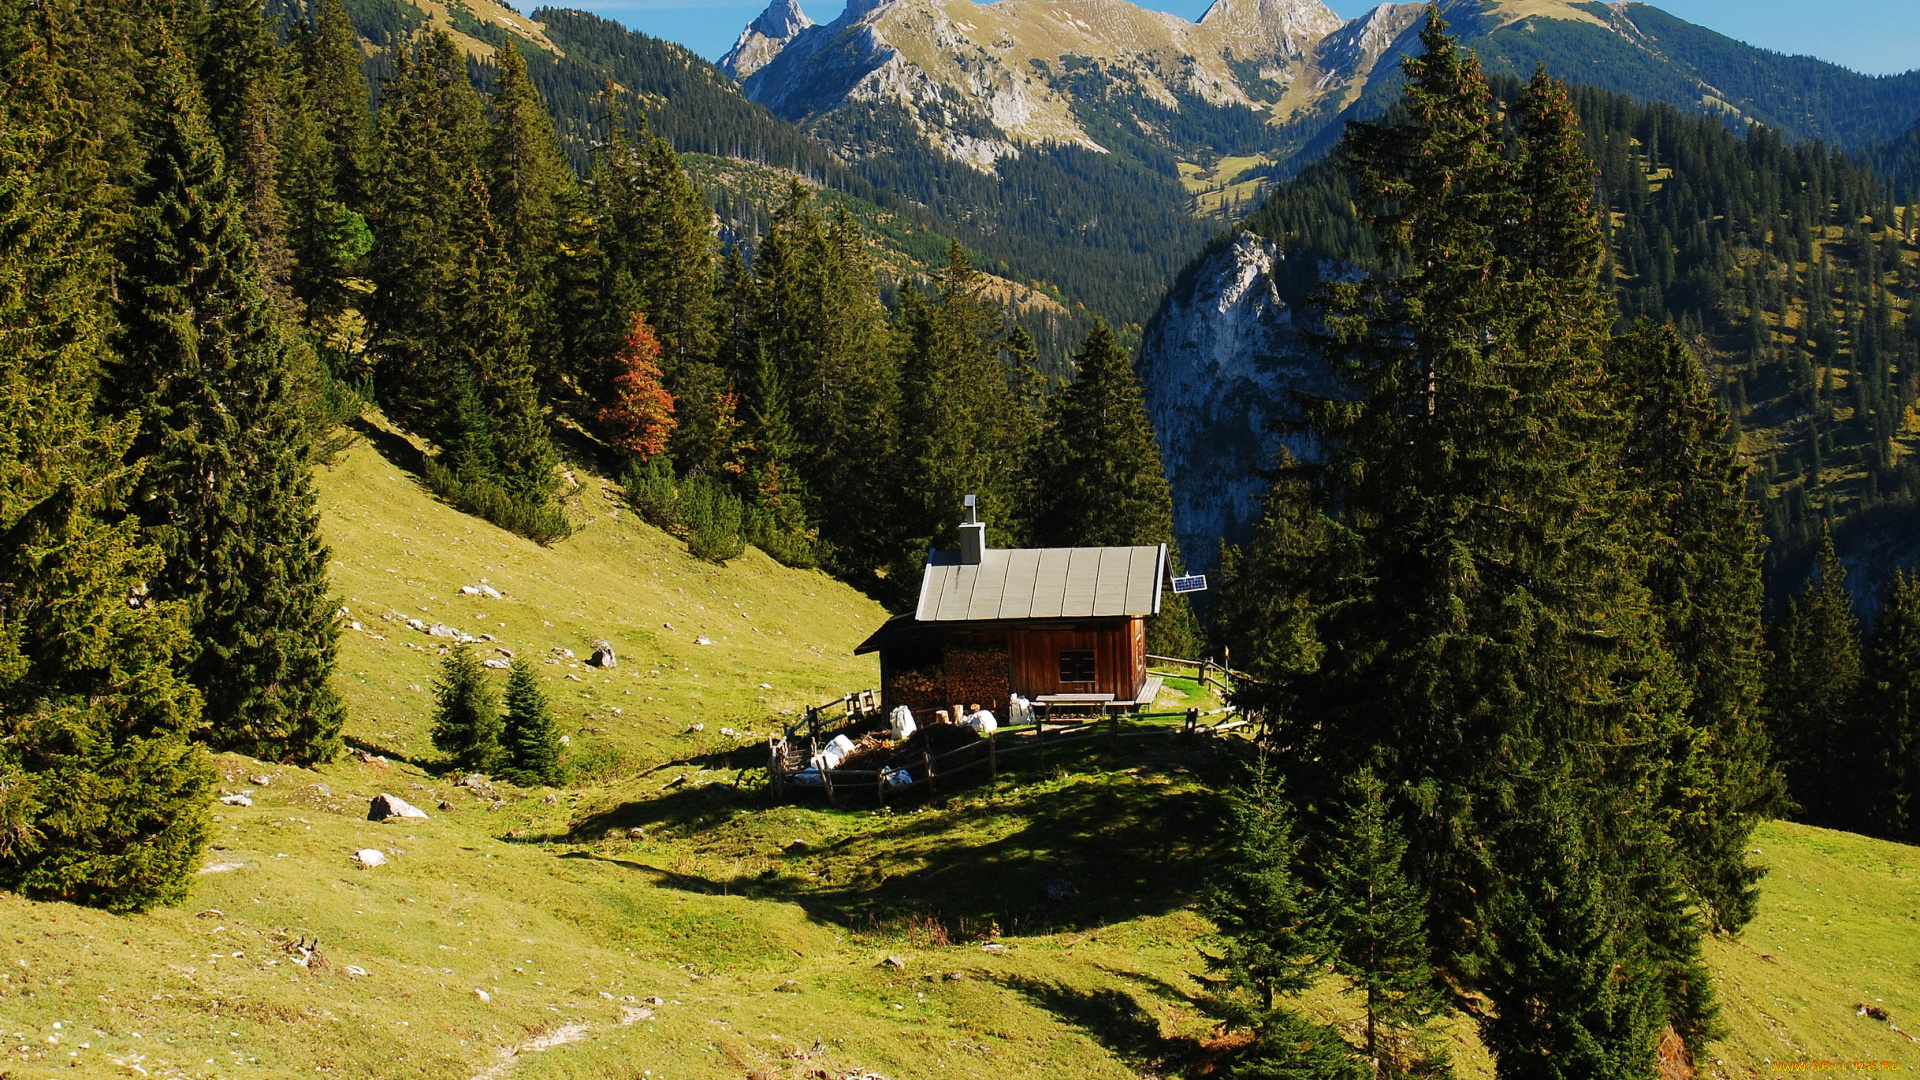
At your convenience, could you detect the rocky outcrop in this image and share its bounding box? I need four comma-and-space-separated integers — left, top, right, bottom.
718, 0, 816, 80
1137, 232, 1340, 569
735, 0, 1344, 171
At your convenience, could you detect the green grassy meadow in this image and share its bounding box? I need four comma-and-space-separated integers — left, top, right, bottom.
0, 425, 1915, 1079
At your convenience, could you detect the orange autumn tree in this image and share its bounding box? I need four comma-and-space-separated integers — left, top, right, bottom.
597, 312, 677, 458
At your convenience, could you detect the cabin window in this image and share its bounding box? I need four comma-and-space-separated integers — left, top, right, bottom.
1059, 649, 1096, 684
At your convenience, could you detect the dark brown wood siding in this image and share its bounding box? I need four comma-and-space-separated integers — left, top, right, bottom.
1008, 617, 1143, 700
877, 617, 1148, 711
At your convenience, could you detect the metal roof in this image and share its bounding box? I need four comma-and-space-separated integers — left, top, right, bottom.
913, 544, 1166, 622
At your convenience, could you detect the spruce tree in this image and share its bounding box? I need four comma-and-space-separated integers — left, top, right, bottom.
107, 38, 344, 764
0, 45, 213, 913
483, 37, 571, 346
1232, 18, 1708, 1072
1029, 321, 1175, 548
1613, 320, 1779, 931
742, 188, 897, 577
1858, 571, 1920, 842
1201, 762, 1318, 1015
742, 338, 814, 564
281, 0, 373, 337
570, 105, 717, 401
500, 658, 563, 786
365, 30, 487, 425
292, 0, 370, 206
449, 167, 558, 507
431, 644, 501, 774
194, 0, 291, 299
894, 241, 1028, 584
1765, 529, 1863, 825
1315, 772, 1443, 1078
1028, 320, 1195, 654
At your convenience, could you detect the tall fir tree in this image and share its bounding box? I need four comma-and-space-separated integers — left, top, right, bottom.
742, 188, 897, 578
281, 0, 373, 338
1765, 529, 1863, 826
1314, 772, 1445, 1078
1229, 18, 1713, 1072
894, 241, 1027, 590
1857, 570, 1920, 842
567, 105, 717, 409
0, 30, 213, 912
365, 29, 487, 426
193, 0, 292, 299
448, 167, 558, 507
482, 36, 571, 350
1200, 762, 1319, 1015
1028, 320, 1195, 654
1612, 320, 1780, 930
500, 658, 564, 786
106, 38, 344, 764
291, 0, 369, 207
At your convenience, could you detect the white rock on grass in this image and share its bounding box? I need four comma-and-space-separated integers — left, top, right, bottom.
483, 658, 510, 670
695, 636, 713, 646
219, 793, 253, 807
353, 849, 388, 867
367, 793, 429, 822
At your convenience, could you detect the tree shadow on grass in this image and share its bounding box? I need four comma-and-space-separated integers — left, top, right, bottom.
345, 415, 428, 479
999, 974, 1205, 1076
549, 746, 1239, 935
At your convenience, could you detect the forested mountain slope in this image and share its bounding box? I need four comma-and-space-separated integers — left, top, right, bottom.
1143, 74, 1920, 600
721, 0, 1920, 329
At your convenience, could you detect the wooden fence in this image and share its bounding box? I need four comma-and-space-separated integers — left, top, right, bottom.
1145, 653, 1249, 697
767, 696, 1253, 806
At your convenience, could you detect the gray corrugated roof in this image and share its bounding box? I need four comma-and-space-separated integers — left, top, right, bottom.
915, 544, 1166, 622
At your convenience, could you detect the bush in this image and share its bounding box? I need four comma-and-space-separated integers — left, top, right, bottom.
746, 505, 822, 569
423, 458, 572, 545
623, 458, 744, 563
626, 458, 824, 567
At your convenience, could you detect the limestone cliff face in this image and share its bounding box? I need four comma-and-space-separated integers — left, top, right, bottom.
1136, 233, 1339, 566
719, 0, 815, 80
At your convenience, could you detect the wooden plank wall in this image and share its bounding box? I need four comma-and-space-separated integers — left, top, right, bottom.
1008, 618, 1143, 699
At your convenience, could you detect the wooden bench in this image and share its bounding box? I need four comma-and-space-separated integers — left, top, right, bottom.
1036, 693, 1114, 719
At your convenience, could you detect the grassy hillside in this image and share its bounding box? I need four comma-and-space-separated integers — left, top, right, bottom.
0, 425, 1915, 1079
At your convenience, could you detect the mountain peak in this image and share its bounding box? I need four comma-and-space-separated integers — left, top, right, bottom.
720, 0, 816, 80
1199, 0, 1343, 58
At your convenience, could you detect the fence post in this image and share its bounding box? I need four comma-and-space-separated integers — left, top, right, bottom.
1184, 707, 1198, 740
988, 729, 997, 780
1108, 707, 1118, 750
923, 746, 937, 796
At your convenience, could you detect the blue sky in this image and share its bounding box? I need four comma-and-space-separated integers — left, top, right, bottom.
565, 0, 1920, 77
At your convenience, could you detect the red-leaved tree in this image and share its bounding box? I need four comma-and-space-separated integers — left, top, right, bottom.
597, 312, 677, 459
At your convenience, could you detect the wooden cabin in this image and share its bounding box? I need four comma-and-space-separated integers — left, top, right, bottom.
856, 508, 1166, 714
